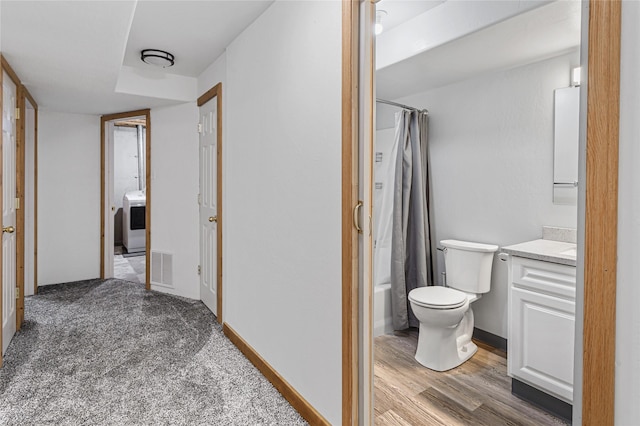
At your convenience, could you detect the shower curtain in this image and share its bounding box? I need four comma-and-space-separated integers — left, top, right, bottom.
390, 109, 435, 330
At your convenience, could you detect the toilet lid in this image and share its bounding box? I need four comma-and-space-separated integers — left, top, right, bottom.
408, 286, 467, 309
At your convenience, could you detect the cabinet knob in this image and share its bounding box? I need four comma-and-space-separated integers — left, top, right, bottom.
498, 252, 509, 262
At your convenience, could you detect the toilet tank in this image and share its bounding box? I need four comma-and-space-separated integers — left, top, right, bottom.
441, 239, 499, 294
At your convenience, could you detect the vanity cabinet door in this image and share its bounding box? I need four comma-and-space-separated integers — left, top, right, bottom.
509, 286, 575, 403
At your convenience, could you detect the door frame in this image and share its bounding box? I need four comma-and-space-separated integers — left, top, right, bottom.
341, 0, 621, 424
0, 55, 33, 351
100, 109, 151, 290
197, 83, 223, 324
17, 84, 37, 329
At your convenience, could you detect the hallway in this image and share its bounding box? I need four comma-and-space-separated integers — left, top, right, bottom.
0, 280, 306, 425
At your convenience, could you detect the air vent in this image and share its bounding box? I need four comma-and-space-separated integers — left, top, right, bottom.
151, 251, 173, 288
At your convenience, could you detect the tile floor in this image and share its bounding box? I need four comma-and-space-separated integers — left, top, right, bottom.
114, 245, 146, 284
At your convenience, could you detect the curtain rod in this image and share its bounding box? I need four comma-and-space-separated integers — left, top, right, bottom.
376, 98, 429, 115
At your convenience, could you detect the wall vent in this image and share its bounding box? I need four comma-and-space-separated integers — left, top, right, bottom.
151, 251, 173, 288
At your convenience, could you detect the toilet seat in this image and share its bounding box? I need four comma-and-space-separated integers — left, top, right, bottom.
409, 286, 467, 309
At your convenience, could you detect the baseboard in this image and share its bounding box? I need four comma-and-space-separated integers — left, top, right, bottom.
512, 379, 572, 422
473, 327, 507, 352
222, 323, 330, 426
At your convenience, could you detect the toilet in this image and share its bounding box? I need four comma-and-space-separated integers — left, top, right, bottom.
408, 239, 498, 371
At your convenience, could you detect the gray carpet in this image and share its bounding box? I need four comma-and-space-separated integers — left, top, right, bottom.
0, 279, 307, 425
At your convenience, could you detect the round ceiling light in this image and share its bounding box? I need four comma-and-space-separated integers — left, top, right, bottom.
140, 49, 175, 68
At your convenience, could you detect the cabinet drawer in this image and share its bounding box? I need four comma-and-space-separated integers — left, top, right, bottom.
511, 257, 576, 300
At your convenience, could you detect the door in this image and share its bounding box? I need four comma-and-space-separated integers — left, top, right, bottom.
2, 71, 17, 354
199, 98, 218, 316
510, 287, 575, 402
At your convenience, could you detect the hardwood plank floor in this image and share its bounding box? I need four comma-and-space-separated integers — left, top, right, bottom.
374, 329, 569, 426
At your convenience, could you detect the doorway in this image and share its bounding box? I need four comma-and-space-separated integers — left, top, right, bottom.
0, 55, 39, 366
100, 109, 151, 290
342, 0, 621, 424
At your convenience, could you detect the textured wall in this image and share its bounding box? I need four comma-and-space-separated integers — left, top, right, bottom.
150, 103, 200, 300
38, 111, 100, 285
223, 1, 342, 422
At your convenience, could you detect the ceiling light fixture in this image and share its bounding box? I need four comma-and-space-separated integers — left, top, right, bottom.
375, 10, 387, 35
140, 49, 175, 68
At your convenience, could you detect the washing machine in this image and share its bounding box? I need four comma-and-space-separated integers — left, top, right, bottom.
123, 190, 146, 253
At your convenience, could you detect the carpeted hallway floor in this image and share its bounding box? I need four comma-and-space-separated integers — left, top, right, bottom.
0, 279, 307, 425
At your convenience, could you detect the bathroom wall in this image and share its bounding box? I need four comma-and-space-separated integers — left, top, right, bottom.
38, 110, 100, 285
113, 126, 140, 245
396, 50, 579, 338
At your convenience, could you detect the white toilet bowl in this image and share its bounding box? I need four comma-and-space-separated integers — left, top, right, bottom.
409, 286, 477, 371
407, 239, 498, 372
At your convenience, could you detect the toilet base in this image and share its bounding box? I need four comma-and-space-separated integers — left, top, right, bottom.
414, 309, 478, 371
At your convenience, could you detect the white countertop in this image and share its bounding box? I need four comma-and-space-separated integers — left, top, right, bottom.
501, 239, 577, 266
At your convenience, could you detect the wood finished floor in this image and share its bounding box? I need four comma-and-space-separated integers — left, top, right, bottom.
374, 330, 569, 426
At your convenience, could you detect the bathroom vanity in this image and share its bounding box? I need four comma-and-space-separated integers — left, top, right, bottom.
502, 234, 577, 420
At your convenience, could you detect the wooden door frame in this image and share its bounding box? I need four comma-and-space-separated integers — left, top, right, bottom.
100, 109, 151, 290
581, 1, 620, 423
197, 83, 223, 324
341, 0, 622, 424
16, 84, 37, 330
342, 1, 360, 424
0, 55, 32, 341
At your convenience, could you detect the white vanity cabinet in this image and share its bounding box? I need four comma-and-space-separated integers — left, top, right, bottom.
507, 256, 576, 404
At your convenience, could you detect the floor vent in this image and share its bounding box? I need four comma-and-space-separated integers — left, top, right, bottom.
151, 251, 173, 287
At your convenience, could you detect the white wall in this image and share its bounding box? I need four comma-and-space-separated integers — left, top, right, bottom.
113, 126, 140, 245
197, 51, 226, 97
149, 102, 200, 300
223, 1, 342, 423
38, 111, 100, 285
396, 51, 579, 338
615, 1, 640, 423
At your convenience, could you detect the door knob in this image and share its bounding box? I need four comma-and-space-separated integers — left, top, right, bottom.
209, 216, 217, 223
3, 226, 15, 234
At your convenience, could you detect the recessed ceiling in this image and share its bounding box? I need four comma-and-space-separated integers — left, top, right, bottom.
377, 0, 581, 100
123, 1, 272, 78
0, 0, 274, 115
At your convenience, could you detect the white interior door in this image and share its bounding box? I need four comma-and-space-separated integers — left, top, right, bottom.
199, 99, 218, 316
2, 71, 17, 354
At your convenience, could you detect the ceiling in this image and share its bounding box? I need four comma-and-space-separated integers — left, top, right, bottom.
0, 1, 273, 115
376, 0, 582, 100
376, 0, 445, 33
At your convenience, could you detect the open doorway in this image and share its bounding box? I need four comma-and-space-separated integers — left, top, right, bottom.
100, 109, 151, 289
369, 1, 581, 423
343, 0, 622, 424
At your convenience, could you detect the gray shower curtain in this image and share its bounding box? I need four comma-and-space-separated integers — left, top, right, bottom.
390, 110, 435, 330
